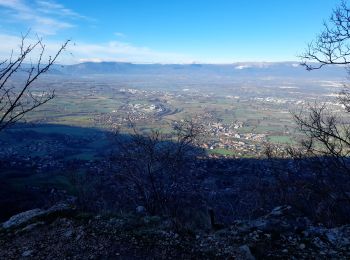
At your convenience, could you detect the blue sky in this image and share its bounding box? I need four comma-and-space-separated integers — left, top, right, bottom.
0, 0, 340, 63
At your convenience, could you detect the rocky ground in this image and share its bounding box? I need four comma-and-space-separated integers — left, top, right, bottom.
0, 204, 350, 259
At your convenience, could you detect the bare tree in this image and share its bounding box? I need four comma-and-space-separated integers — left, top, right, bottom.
292, 104, 350, 171
300, 0, 350, 70
269, 1, 350, 225
294, 0, 350, 169
111, 119, 205, 224
0, 33, 69, 131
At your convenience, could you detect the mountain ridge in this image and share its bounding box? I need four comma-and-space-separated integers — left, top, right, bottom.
46, 61, 346, 79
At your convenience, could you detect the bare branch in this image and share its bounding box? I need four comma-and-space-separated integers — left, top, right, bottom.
0, 33, 69, 131
300, 1, 350, 71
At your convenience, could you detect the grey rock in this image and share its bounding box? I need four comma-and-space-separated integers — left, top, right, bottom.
76, 233, 83, 241
136, 205, 146, 214
267, 205, 292, 217
2, 203, 73, 229
20, 221, 45, 232
3, 209, 43, 229
64, 229, 74, 238
326, 229, 338, 244
249, 218, 291, 233
21, 250, 33, 257
45, 203, 73, 215
239, 245, 255, 260
325, 226, 350, 246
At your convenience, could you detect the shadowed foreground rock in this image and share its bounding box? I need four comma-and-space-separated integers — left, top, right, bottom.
2, 203, 74, 230
0, 205, 350, 259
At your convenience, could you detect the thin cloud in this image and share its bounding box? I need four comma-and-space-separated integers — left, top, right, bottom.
0, 0, 86, 35
71, 40, 193, 64
0, 33, 194, 64
35, 0, 88, 19
114, 32, 126, 38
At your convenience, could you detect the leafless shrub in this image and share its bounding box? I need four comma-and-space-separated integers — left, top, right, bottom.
110, 119, 206, 227
0, 32, 69, 131
292, 103, 350, 173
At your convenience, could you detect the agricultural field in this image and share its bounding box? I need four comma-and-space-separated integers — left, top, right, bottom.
4, 64, 346, 160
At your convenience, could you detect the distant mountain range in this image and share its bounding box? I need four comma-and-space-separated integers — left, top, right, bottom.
46, 61, 347, 79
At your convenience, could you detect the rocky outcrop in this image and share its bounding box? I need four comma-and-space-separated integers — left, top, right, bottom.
1, 205, 350, 259
231, 205, 350, 258
2, 209, 43, 229
2, 203, 74, 230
